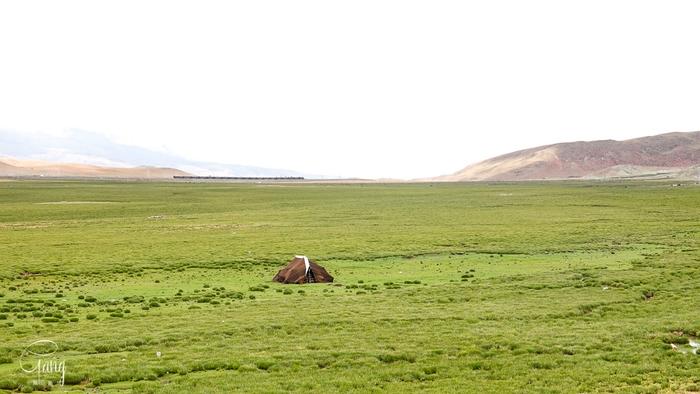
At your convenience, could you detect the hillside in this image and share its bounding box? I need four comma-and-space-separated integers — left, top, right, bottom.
0, 157, 190, 179
435, 131, 700, 181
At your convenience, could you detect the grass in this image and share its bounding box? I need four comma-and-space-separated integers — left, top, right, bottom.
0, 179, 699, 392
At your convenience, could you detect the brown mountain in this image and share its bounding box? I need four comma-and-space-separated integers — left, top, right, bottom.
435, 131, 700, 181
0, 157, 190, 179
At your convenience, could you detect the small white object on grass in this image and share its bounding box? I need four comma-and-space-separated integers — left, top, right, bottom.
156, 351, 162, 358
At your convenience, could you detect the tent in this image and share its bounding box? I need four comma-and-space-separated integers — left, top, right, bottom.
273, 255, 334, 284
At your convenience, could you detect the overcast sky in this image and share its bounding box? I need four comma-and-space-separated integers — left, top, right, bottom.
1, 1, 699, 179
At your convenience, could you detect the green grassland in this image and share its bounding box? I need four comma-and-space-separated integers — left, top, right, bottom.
0, 180, 699, 393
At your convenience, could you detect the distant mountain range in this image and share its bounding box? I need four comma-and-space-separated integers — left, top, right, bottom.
0, 129, 313, 178
434, 131, 700, 181
3, 129, 699, 181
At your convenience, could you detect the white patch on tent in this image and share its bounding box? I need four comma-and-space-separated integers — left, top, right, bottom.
295, 255, 310, 275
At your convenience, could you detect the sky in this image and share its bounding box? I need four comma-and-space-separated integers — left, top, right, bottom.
1, 1, 699, 179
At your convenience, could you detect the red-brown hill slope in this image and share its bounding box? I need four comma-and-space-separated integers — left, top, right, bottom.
436, 131, 700, 181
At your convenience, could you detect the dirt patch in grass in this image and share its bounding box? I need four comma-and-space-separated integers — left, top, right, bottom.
35, 201, 116, 205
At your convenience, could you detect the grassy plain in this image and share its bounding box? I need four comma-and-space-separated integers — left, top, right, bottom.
0, 180, 699, 393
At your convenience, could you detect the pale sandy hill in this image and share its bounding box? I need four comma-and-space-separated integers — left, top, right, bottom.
0, 157, 190, 179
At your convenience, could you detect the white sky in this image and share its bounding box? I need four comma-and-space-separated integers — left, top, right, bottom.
1, 1, 699, 179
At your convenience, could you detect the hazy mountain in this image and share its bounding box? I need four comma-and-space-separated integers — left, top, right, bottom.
0, 129, 312, 178
434, 131, 700, 181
